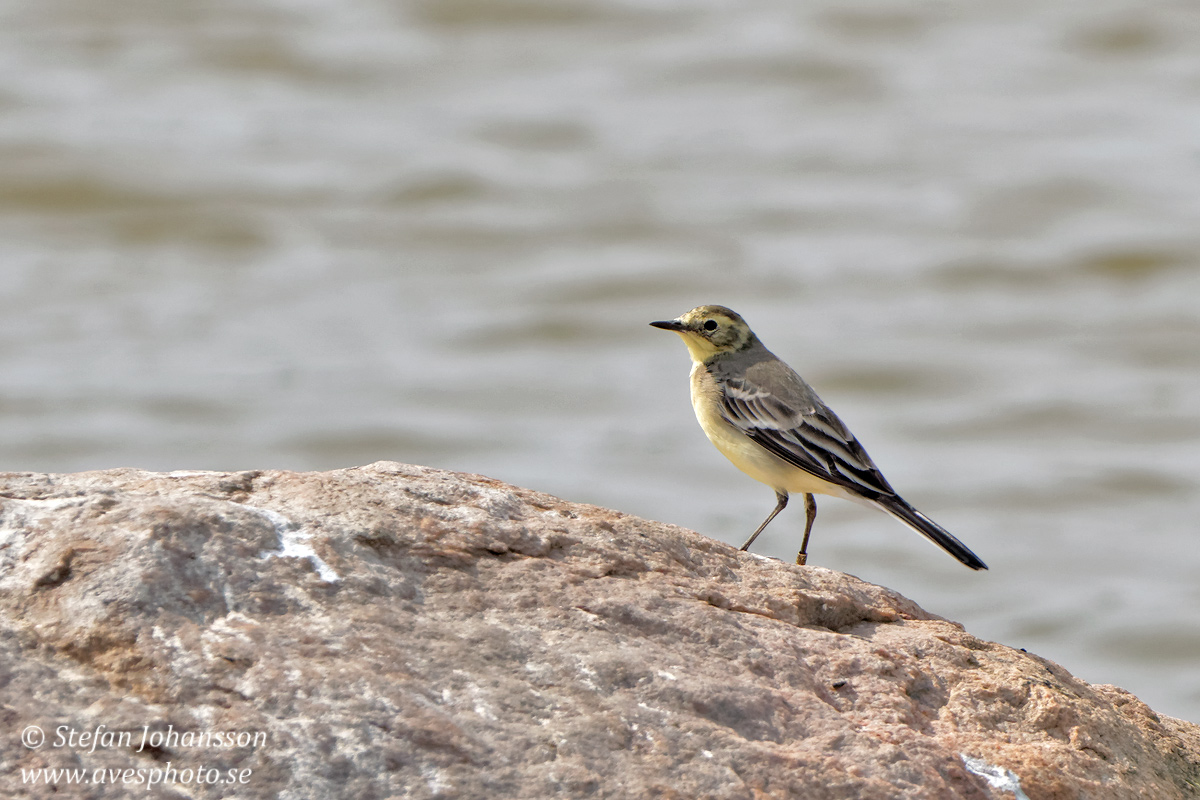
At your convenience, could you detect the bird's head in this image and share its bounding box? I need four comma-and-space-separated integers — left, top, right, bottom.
650, 305, 755, 362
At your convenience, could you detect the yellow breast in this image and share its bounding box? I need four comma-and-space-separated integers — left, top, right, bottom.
689, 363, 848, 498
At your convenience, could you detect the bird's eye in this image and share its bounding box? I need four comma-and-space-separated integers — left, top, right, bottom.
703, 319, 719, 332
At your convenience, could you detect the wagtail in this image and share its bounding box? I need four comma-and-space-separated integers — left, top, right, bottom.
651, 305, 987, 570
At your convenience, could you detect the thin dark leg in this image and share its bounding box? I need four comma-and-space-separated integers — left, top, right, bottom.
796, 493, 817, 565
740, 491, 788, 551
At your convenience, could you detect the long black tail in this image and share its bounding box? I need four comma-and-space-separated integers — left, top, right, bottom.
875, 496, 988, 570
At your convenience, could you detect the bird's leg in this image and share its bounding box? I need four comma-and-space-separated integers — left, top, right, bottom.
740, 491, 788, 551
796, 493, 817, 565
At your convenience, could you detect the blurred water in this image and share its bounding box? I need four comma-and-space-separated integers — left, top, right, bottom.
2, 0, 1199, 722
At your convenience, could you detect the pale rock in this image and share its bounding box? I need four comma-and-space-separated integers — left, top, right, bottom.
1, 462, 1197, 798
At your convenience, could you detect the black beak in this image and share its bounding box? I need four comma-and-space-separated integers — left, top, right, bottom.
649, 319, 685, 331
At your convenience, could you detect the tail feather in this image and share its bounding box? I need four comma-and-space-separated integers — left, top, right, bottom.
875, 496, 988, 571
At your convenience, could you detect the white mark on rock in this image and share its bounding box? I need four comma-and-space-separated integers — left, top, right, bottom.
0, 497, 89, 551
149, 626, 184, 650
0, 497, 88, 510
961, 755, 1030, 800
577, 663, 600, 691
210, 611, 260, 632
451, 671, 499, 721
702, 750, 714, 759
248, 505, 340, 582
421, 764, 450, 796
656, 670, 677, 681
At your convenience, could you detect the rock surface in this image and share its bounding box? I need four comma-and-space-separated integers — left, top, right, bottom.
1, 462, 1198, 799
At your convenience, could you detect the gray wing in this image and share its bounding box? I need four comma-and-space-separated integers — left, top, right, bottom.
718, 368, 896, 501
713, 355, 988, 570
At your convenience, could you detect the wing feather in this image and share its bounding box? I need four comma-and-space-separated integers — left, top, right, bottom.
720, 376, 895, 500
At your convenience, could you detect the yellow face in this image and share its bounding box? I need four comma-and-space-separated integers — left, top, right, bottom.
650, 305, 752, 363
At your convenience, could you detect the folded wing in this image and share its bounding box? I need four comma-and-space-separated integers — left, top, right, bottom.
718, 373, 988, 570
719, 377, 896, 502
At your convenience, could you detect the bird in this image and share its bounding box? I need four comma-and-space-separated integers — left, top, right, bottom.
650, 305, 987, 570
